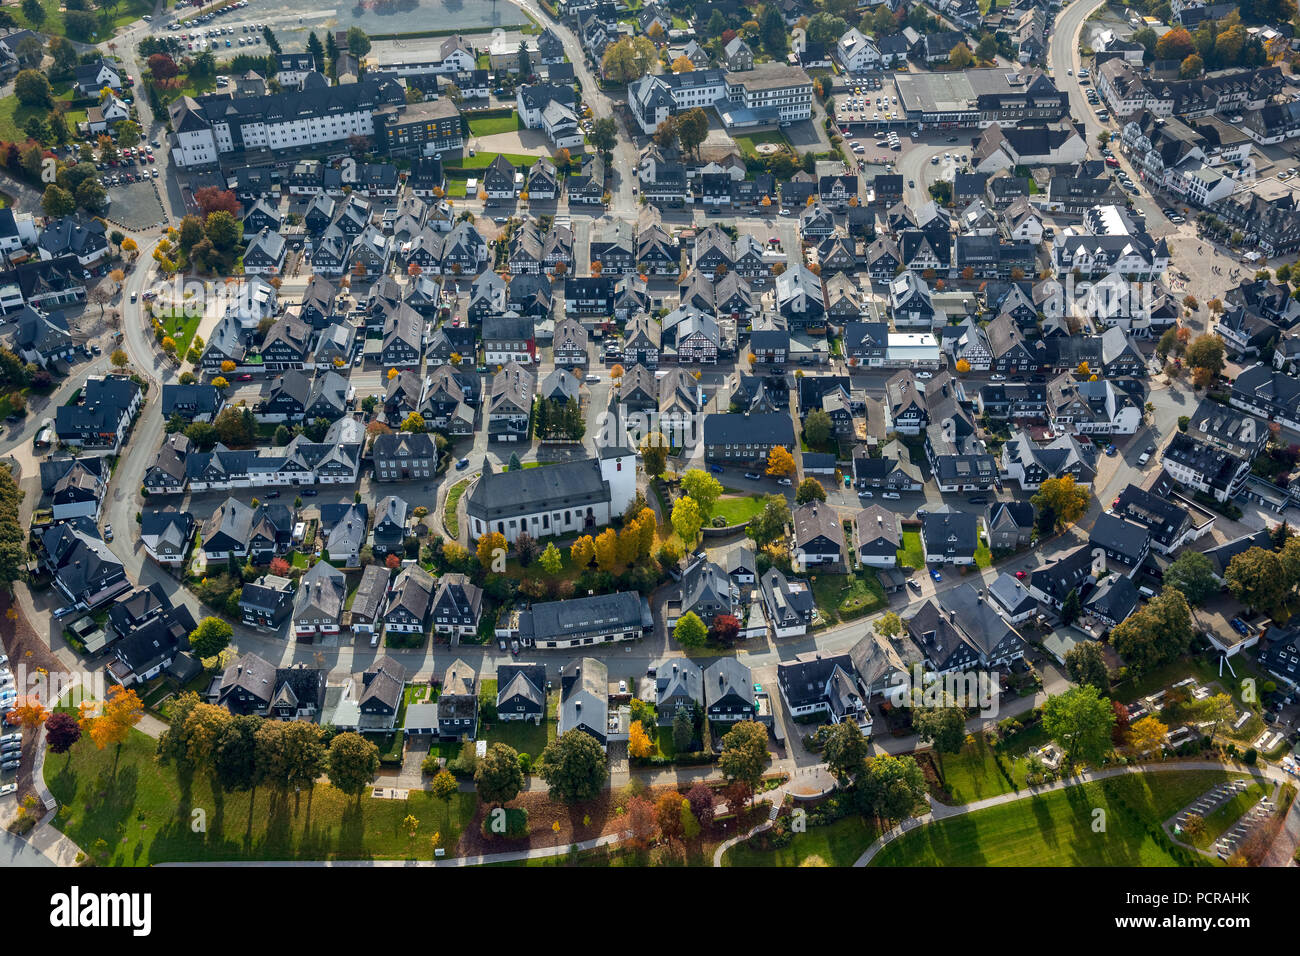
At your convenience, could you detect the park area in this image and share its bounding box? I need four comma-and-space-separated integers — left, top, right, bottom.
871, 770, 1243, 867
47, 728, 478, 864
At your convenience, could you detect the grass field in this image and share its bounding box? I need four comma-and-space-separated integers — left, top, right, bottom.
897, 530, 924, 569
810, 571, 886, 624
733, 129, 792, 158
458, 151, 539, 171
974, 535, 992, 569
0, 85, 76, 144
872, 771, 1239, 867
712, 494, 766, 526
48, 728, 479, 864
469, 112, 522, 137
927, 727, 1050, 804
11, 0, 154, 43
722, 814, 880, 867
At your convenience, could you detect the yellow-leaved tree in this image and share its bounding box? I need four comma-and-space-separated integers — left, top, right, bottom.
627, 720, 654, 758
766, 446, 796, 477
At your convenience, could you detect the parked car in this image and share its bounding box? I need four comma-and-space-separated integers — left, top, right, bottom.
456, 457, 470, 470
709, 465, 724, 474
929, 569, 942, 581
907, 579, 923, 593
744, 471, 762, 481
882, 491, 901, 500
858, 489, 874, 498
777, 477, 792, 486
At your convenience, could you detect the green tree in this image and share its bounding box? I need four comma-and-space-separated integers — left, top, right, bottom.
672, 708, 694, 752
803, 408, 833, 448
746, 494, 791, 546
679, 468, 722, 516
823, 720, 869, 785
326, 732, 381, 798
1162, 550, 1218, 606
640, 435, 668, 479
13, 69, 50, 108
873, 611, 902, 640
475, 742, 524, 806
346, 26, 371, 59
1064, 640, 1109, 692
795, 477, 827, 504
1224, 546, 1290, 613
601, 36, 657, 84
859, 754, 927, 824
1041, 685, 1116, 767
1112, 586, 1194, 676
539, 541, 563, 575
189, 616, 233, 659
671, 494, 704, 545
1060, 587, 1081, 626
214, 714, 263, 796
537, 729, 608, 804
718, 721, 770, 803
760, 4, 788, 56
590, 117, 618, 154
42, 185, 76, 218
911, 696, 966, 782
673, 610, 708, 648
948, 43, 974, 69
204, 210, 241, 251
306, 31, 325, 72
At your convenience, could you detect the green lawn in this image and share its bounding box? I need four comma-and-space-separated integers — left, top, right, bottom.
897, 530, 924, 569
873, 771, 1240, 867
47, 728, 479, 864
444, 478, 471, 538
927, 730, 1052, 804
711, 494, 767, 526
469, 112, 521, 136
733, 129, 792, 158
0, 86, 75, 143
810, 571, 886, 624
974, 535, 992, 569
722, 814, 880, 867
458, 151, 539, 171
480, 681, 556, 759
11, 0, 154, 42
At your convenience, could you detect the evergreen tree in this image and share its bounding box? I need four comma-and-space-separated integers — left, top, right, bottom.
306, 32, 325, 73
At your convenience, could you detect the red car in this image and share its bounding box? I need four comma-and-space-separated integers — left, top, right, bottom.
1015, 570, 1027, 580
238, 374, 252, 381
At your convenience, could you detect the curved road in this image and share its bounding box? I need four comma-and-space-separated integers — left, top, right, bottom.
1049, 0, 1108, 159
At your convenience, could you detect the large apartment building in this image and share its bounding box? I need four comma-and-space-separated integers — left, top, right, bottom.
628, 63, 813, 133
168, 78, 462, 168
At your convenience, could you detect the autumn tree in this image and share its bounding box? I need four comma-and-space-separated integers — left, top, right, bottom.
765, 446, 796, 477
1031, 475, 1090, 531
45, 711, 81, 754
601, 36, 657, 84
476, 530, 508, 573
627, 720, 654, 759
1127, 715, 1168, 756
570, 534, 595, 569
80, 685, 144, 769
593, 527, 620, 573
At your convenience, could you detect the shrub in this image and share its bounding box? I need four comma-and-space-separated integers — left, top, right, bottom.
480, 806, 529, 839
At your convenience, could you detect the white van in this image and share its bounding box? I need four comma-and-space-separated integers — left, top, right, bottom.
882, 491, 901, 500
